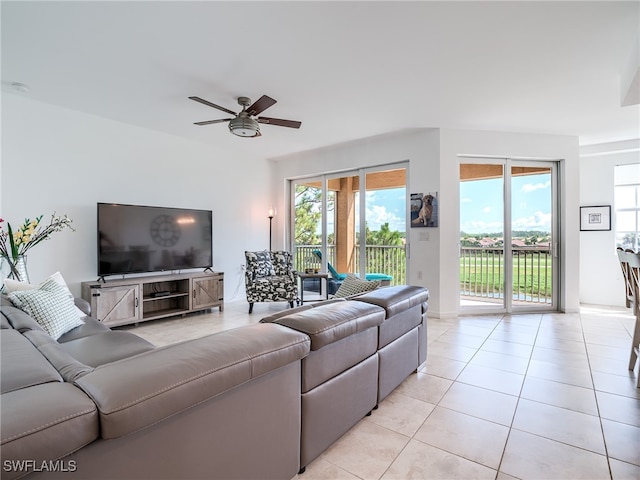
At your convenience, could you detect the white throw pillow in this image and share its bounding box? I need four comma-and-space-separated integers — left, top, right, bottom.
8, 277, 84, 340
3, 272, 86, 318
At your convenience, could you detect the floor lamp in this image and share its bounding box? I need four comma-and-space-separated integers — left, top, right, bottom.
268, 208, 275, 251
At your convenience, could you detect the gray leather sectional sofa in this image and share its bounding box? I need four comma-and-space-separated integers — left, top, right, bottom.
1, 285, 428, 480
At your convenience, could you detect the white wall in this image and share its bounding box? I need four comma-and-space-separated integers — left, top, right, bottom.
271, 128, 581, 317
579, 140, 640, 307
1, 94, 271, 299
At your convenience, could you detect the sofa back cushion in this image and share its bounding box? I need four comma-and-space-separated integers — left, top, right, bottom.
268, 301, 385, 350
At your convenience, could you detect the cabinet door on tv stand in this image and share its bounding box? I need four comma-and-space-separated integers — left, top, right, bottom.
93, 284, 140, 326
192, 274, 224, 312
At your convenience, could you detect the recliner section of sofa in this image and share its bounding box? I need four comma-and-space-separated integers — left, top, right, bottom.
261, 284, 429, 472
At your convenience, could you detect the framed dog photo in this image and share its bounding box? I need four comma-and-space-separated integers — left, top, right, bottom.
580, 205, 611, 231
410, 192, 438, 227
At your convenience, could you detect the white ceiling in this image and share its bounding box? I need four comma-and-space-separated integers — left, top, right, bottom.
2, 1, 639, 160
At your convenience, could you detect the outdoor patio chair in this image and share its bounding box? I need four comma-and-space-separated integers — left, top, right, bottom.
311, 249, 392, 294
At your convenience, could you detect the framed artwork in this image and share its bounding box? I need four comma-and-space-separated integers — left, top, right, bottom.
580, 205, 611, 231
411, 192, 438, 227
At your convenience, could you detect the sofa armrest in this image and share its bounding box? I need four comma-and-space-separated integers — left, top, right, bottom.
74, 323, 310, 439
74, 297, 91, 316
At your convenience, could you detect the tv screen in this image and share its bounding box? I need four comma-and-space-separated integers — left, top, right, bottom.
97, 203, 212, 277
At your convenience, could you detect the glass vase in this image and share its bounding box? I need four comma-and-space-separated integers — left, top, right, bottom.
1, 255, 30, 285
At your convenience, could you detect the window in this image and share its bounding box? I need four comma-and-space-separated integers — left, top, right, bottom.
614, 163, 640, 250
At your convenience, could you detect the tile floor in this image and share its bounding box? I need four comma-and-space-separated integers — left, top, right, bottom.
124, 300, 640, 480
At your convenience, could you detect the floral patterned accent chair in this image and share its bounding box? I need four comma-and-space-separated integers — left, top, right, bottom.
245, 250, 299, 314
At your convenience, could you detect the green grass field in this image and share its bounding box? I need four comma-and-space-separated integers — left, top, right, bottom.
460, 252, 552, 298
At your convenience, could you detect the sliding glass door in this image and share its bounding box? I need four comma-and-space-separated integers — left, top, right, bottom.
291, 164, 408, 289
459, 159, 558, 313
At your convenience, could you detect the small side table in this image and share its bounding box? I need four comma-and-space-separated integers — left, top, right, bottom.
298, 273, 329, 304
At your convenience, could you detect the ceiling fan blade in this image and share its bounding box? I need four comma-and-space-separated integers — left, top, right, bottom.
247, 95, 277, 116
257, 117, 302, 129
189, 96, 237, 116
194, 118, 232, 126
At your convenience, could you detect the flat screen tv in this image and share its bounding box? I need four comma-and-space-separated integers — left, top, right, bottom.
97, 203, 213, 277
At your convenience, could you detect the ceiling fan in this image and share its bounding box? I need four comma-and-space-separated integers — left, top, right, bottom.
189, 95, 302, 138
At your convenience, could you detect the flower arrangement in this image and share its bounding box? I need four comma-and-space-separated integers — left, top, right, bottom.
0, 213, 74, 281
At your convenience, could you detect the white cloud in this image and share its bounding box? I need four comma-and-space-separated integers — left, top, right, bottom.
461, 197, 472, 203
512, 211, 552, 231
522, 180, 550, 193
482, 207, 492, 213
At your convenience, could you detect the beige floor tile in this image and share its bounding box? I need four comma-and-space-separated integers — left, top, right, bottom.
596, 390, 640, 427
426, 340, 478, 363
589, 353, 635, 376
602, 419, 640, 466
480, 339, 534, 358
500, 429, 610, 480
320, 421, 409, 480
489, 329, 537, 346
467, 349, 530, 375
512, 398, 605, 454
527, 358, 593, 388
424, 352, 467, 380
366, 390, 435, 437
439, 382, 518, 426
295, 458, 359, 479
456, 364, 525, 396
393, 372, 453, 405
414, 406, 509, 469
609, 458, 640, 480
381, 439, 497, 480
536, 326, 584, 343
520, 376, 598, 415
449, 323, 495, 338
533, 335, 587, 353
437, 330, 487, 349
587, 343, 631, 362
530, 346, 590, 370
592, 370, 640, 399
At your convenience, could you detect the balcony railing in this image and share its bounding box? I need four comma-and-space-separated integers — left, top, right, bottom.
294, 245, 405, 286
460, 246, 552, 304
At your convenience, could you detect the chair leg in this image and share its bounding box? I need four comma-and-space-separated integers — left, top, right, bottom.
249, 302, 254, 314
629, 312, 640, 371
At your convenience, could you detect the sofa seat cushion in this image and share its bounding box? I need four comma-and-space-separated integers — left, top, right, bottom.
268, 301, 385, 350
1, 330, 62, 394
57, 317, 111, 343
75, 323, 310, 439
1, 382, 98, 476
59, 331, 155, 367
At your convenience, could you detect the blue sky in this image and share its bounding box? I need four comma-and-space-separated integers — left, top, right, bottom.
460, 173, 551, 234
340, 172, 551, 235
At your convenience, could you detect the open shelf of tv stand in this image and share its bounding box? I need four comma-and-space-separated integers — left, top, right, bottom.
81, 271, 224, 327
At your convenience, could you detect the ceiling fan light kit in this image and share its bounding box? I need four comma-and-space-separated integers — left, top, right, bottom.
190, 94, 301, 138
229, 113, 260, 137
